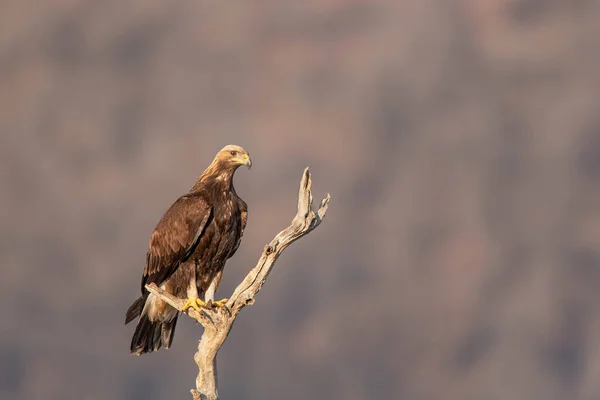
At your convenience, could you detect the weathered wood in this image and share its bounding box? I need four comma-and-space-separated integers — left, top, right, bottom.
146, 168, 330, 400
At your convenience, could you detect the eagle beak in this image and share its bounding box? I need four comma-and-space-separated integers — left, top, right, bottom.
243, 153, 252, 169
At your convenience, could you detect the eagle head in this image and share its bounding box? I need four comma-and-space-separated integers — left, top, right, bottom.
216, 144, 252, 170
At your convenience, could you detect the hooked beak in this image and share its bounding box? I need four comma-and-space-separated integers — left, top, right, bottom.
243, 153, 252, 169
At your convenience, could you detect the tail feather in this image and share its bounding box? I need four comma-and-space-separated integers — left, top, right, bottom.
125, 296, 145, 324
161, 315, 178, 349
130, 315, 177, 355
130, 314, 156, 354
127, 294, 179, 355
128, 302, 179, 355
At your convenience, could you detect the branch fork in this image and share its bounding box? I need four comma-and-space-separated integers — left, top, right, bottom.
146, 168, 330, 400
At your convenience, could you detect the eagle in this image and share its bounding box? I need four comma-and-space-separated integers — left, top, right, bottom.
125, 144, 251, 355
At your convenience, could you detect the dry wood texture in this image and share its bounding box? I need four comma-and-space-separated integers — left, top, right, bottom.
146, 168, 330, 400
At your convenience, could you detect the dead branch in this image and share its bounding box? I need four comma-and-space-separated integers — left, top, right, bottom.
146, 168, 330, 400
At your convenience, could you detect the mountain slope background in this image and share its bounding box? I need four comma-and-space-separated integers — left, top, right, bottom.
2, 1, 600, 399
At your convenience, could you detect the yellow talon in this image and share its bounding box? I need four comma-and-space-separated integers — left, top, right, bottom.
212, 298, 229, 308
182, 298, 207, 312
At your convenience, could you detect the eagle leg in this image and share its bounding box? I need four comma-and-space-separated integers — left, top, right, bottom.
182, 298, 208, 312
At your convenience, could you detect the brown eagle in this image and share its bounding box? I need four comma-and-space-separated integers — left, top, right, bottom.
125, 144, 251, 355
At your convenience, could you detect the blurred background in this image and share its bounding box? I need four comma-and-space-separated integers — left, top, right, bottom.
1, 0, 600, 399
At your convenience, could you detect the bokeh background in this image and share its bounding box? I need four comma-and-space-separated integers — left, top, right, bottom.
2, 1, 600, 399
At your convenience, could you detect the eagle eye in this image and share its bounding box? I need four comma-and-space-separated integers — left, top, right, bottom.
230, 151, 237, 156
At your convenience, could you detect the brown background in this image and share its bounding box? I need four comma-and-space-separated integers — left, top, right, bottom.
2, 1, 600, 399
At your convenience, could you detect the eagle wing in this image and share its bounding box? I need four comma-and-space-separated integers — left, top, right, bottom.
141, 194, 212, 293
229, 197, 248, 257
240, 198, 248, 233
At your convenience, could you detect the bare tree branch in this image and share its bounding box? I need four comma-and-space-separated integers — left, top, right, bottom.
146, 168, 330, 400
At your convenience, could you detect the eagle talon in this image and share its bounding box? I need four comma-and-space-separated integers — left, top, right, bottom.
212, 298, 229, 308
182, 298, 207, 313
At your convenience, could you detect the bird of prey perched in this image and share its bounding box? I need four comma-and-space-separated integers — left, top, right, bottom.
125, 144, 251, 355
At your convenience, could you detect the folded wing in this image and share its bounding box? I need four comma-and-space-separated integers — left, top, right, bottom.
141, 194, 212, 293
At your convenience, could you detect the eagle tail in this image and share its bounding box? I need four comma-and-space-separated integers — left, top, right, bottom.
125, 296, 145, 324
130, 313, 178, 355
161, 314, 178, 349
